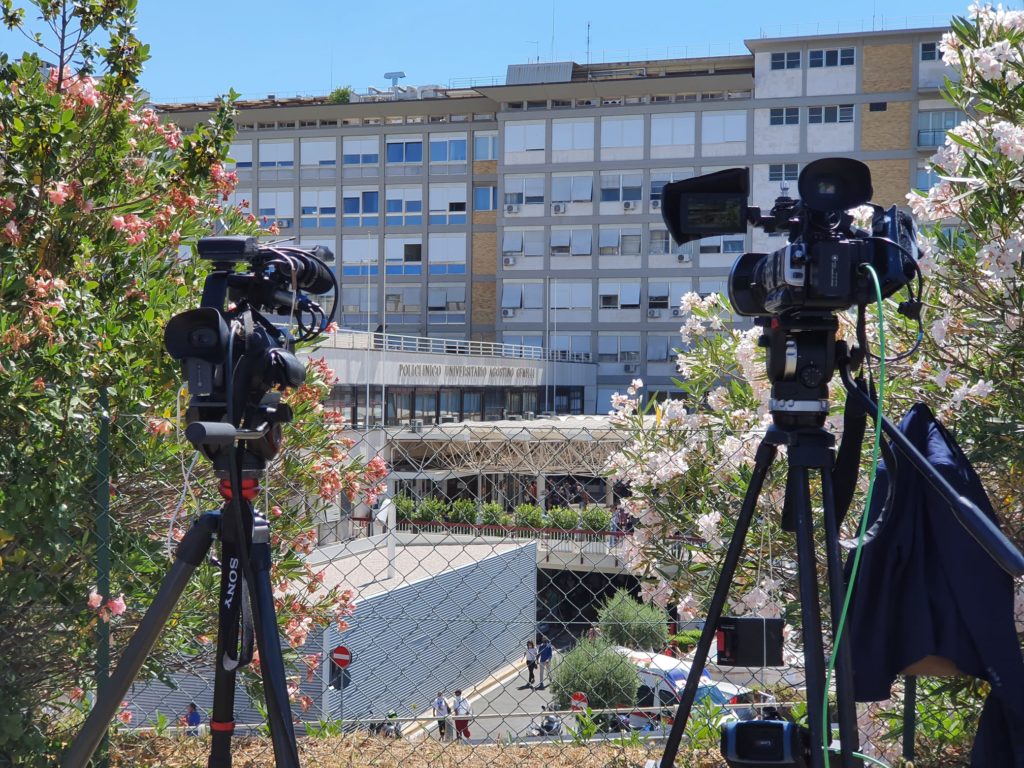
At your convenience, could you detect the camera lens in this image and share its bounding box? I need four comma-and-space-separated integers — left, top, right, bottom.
189, 328, 219, 349
727, 252, 767, 317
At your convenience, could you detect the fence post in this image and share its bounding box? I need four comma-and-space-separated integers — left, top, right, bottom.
95, 389, 111, 768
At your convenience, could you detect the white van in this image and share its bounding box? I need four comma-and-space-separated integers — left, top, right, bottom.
613, 647, 741, 730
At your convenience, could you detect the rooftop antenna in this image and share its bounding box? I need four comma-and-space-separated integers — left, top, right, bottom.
550, 0, 555, 61
384, 71, 406, 88
586, 22, 591, 67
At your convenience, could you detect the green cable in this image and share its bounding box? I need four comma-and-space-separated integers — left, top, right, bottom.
821, 264, 888, 767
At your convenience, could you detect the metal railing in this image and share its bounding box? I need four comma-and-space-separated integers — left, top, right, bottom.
322, 330, 593, 363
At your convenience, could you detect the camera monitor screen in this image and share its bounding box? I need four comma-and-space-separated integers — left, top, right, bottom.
662, 167, 749, 245
680, 193, 747, 233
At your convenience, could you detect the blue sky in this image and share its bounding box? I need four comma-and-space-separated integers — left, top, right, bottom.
4, 1, 972, 103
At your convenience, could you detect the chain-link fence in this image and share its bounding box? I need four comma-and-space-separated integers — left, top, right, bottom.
7, 413, 988, 768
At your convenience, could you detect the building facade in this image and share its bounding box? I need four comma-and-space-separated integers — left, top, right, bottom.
161, 27, 951, 413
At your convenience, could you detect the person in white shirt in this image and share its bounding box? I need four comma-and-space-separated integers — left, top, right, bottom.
524, 640, 538, 688
432, 691, 450, 741
452, 689, 472, 740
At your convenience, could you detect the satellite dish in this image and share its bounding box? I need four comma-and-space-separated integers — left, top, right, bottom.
384, 71, 406, 87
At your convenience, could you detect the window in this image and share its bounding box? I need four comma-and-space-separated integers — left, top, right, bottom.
551, 118, 594, 151
501, 281, 545, 309
700, 278, 728, 298
651, 114, 695, 146
699, 235, 744, 254
429, 134, 468, 174
385, 137, 423, 164
769, 107, 799, 126
917, 110, 962, 147
226, 188, 251, 212
504, 175, 545, 206
649, 229, 671, 255
384, 186, 423, 225
650, 169, 693, 202
598, 227, 642, 256
343, 137, 379, 166
646, 335, 673, 362
809, 47, 855, 67
473, 132, 498, 160
300, 138, 336, 180
647, 281, 692, 310
599, 281, 642, 310
258, 140, 294, 168
770, 51, 801, 70
427, 233, 467, 275
384, 286, 421, 314
600, 172, 643, 203
504, 121, 545, 153
341, 188, 379, 227
426, 285, 466, 324
768, 163, 799, 182
229, 142, 253, 169
501, 229, 545, 257
550, 228, 592, 256
702, 110, 746, 143
257, 189, 294, 229
915, 166, 938, 191
384, 236, 422, 276
600, 116, 644, 149
597, 335, 641, 362
808, 105, 854, 124
549, 282, 591, 310
473, 184, 498, 211
921, 42, 939, 61
551, 174, 594, 203
300, 188, 336, 228
340, 236, 379, 277
550, 334, 592, 361
428, 184, 467, 224
340, 285, 378, 318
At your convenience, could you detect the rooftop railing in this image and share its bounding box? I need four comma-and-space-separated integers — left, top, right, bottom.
320, 330, 593, 363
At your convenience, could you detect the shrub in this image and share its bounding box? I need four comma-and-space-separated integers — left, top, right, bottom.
597, 589, 670, 651
413, 497, 447, 523
449, 498, 478, 525
581, 505, 612, 532
513, 503, 544, 528
481, 502, 508, 526
546, 505, 579, 530
550, 638, 639, 712
394, 494, 415, 522
326, 85, 353, 104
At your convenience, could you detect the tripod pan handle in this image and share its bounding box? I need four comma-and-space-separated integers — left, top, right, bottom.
185, 421, 237, 446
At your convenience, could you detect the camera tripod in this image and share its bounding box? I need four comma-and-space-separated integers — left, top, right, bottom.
658, 314, 1024, 768
64, 439, 300, 768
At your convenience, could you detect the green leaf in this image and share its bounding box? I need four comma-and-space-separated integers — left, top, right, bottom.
11, 115, 23, 132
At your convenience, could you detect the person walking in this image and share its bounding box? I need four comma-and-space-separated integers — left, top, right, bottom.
452, 689, 472, 741
184, 702, 201, 736
523, 640, 538, 688
432, 691, 450, 741
537, 636, 553, 690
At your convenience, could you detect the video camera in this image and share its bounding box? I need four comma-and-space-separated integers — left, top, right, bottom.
163, 236, 337, 463
661, 158, 919, 317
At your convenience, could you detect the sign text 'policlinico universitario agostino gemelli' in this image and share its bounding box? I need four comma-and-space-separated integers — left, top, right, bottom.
395, 362, 542, 387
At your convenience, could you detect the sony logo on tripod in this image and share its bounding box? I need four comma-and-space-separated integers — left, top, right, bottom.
223, 557, 240, 609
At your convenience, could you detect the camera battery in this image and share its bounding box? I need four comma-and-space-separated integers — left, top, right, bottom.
716, 616, 784, 667
721, 720, 807, 767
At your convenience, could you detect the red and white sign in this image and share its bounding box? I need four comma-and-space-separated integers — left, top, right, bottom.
570, 691, 588, 711
331, 645, 351, 669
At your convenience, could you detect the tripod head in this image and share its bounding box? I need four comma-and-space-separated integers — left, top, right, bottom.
164, 236, 338, 470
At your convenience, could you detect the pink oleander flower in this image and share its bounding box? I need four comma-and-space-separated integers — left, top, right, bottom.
108, 594, 126, 617
0, 195, 14, 214
126, 230, 146, 245
69, 687, 85, 703
47, 182, 71, 206
117, 707, 132, 725
2, 220, 21, 245
111, 215, 126, 231
87, 590, 102, 610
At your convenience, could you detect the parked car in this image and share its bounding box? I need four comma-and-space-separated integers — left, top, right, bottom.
612, 647, 770, 730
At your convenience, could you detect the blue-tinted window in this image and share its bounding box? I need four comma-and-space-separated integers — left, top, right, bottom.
343, 197, 360, 214
386, 143, 405, 163
405, 142, 422, 162
362, 191, 379, 213
474, 186, 497, 211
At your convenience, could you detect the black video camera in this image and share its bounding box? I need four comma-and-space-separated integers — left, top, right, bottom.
164, 236, 337, 462
661, 158, 919, 317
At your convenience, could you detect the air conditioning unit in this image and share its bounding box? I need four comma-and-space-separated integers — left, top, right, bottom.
552, 202, 567, 214
677, 252, 692, 263
651, 199, 662, 210
624, 363, 639, 373
505, 204, 520, 214
524, 411, 536, 420
672, 308, 682, 317
503, 255, 516, 266
647, 308, 661, 318
501, 308, 516, 318
623, 200, 638, 211
409, 419, 424, 433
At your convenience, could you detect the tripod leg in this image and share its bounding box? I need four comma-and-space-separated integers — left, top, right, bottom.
791, 466, 828, 768
820, 467, 862, 767
63, 514, 219, 768
248, 515, 301, 768
660, 439, 778, 768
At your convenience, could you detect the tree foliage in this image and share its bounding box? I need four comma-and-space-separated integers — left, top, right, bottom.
550, 638, 639, 712
597, 589, 669, 651
0, 2, 382, 762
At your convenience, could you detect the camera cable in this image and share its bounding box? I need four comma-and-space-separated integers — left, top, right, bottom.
822, 264, 891, 768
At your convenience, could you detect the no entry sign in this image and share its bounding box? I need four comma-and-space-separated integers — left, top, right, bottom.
331, 645, 351, 669
570, 691, 588, 711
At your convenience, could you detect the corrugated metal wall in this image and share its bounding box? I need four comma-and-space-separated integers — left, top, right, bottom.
124, 542, 536, 728
318, 542, 537, 722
